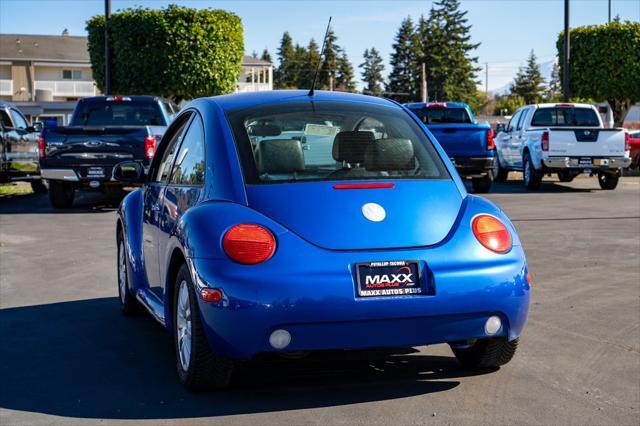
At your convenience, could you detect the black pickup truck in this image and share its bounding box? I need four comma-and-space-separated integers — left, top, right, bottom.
0, 101, 47, 192
40, 96, 177, 208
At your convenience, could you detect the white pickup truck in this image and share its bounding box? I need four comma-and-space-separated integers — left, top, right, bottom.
493, 103, 630, 190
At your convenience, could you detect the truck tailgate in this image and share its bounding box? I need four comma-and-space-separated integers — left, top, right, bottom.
547, 128, 626, 157
427, 124, 489, 157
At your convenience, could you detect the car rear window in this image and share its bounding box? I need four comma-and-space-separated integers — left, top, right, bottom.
71, 99, 166, 126
531, 107, 600, 127
226, 102, 450, 184
409, 107, 472, 124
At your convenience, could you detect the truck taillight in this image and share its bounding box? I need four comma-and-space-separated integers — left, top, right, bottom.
625, 132, 630, 151
541, 131, 549, 151
144, 135, 157, 159
38, 135, 46, 160
486, 129, 495, 150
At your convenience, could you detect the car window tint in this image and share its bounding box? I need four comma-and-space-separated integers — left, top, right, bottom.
506, 110, 520, 132
0, 110, 12, 128
516, 108, 527, 130
170, 115, 205, 186
531, 107, 600, 127
154, 117, 190, 183
412, 107, 471, 124
10, 109, 29, 129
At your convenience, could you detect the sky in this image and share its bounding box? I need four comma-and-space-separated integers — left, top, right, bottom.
0, 0, 638, 91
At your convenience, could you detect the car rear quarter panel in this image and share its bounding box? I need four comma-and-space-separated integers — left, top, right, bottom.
117, 188, 148, 294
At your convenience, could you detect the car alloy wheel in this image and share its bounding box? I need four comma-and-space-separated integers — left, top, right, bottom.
118, 240, 127, 305
176, 280, 193, 372
523, 158, 531, 185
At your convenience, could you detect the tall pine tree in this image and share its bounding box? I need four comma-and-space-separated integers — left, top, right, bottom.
386, 17, 417, 100
319, 28, 340, 90
260, 48, 272, 64
276, 32, 295, 88
360, 47, 385, 95
546, 61, 561, 101
335, 51, 356, 92
511, 50, 546, 104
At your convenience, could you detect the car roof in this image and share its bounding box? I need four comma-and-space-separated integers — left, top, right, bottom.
533, 103, 595, 109
206, 90, 398, 112
78, 95, 163, 103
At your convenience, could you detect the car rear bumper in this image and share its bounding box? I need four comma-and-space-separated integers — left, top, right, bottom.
542, 156, 631, 170
450, 156, 494, 177
40, 168, 80, 181
189, 246, 530, 360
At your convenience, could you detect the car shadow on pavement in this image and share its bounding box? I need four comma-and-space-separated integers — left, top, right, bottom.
0, 191, 119, 214
0, 297, 492, 420
479, 180, 595, 194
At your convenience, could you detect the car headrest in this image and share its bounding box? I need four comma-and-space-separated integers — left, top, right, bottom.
248, 123, 282, 137
255, 139, 305, 174
332, 131, 375, 164
364, 138, 416, 171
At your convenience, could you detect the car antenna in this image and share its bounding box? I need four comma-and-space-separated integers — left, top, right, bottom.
308, 16, 332, 97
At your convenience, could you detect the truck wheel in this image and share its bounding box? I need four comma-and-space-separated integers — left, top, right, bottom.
557, 170, 575, 183
471, 174, 492, 193
523, 153, 542, 190
174, 264, 235, 390
492, 156, 509, 182
451, 337, 519, 369
48, 181, 75, 208
117, 231, 141, 315
30, 179, 48, 193
597, 171, 619, 190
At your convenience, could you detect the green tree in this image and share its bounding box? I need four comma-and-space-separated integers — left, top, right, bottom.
386, 17, 417, 101
359, 47, 385, 95
493, 95, 526, 116
511, 50, 546, 104
557, 20, 640, 125
546, 62, 562, 102
275, 32, 295, 88
319, 28, 340, 90
335, 51, 356, 92
260, 48, 272, 64
416, 1, 480, 103
298, 39, 321, 89
86, 5, 243, 101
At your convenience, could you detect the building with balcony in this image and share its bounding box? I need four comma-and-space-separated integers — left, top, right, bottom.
0, 33, 272, 125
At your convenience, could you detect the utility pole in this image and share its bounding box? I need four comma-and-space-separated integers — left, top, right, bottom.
608, 0, 611, 22
104, 0, 111, 95
421, 63, 427, 103
563, 0, 570, 102
485, 62, 489, 95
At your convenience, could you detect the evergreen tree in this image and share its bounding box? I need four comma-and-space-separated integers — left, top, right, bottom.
386, 17, 417, 101
511, 50, 546, 104
276, 32, 295, 88
359, 47, 385, 95
416, 1, 480, 103
320, 28, 340, 90
335, 51, 356, 92
299, 39, 321, 89
260, 48, 272, 64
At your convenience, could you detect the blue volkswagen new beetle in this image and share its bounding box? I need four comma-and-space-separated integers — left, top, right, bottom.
113, 90, 530, 390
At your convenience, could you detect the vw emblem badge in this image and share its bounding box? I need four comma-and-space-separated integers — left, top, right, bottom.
584, 130, 591, 135
362, 203, 386, 222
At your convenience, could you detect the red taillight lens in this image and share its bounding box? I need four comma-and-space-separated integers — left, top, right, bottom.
222, 224, 276, 265
144, 135, 157, 159
486, 129, 495, 150
472, 215, 512, 253
541, 131, 549, 152
625, 132, 630, 151
38, 135, 46, 160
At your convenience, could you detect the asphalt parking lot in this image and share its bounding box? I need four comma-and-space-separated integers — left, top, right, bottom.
1, 176, 639, 425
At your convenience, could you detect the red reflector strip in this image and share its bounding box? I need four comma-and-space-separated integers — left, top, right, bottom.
333, 183, 395, 190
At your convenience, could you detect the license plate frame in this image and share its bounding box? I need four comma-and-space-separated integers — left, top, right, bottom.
355, 260, 422, 298
86, 166, 106, 178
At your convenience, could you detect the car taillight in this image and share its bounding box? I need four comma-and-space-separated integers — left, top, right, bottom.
144, 135, 157, 159
486, 129, 495, 150
541, 131, 549, 152
38, 135, 46, 160
222, 224, 276, 265
625, 132, 630, 151
472, 215, 512, 253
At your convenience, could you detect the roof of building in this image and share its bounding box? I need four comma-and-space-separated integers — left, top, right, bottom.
0, 34, 271, 65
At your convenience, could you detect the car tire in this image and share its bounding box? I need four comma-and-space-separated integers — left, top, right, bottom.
117, 231, 142, 315
492, 155, 509, 183
522, 153, 542, 190
30, 179, 48, 193
471, 174, 492, 193
174, 264, 235, 390
597, 171, 619, 190
557, 170, 575, 183
451, 337, 518, 369
48, 180, 74, 208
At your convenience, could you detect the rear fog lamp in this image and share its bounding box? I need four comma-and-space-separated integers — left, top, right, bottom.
269, 329, 291, 350
485, 316, 502, 335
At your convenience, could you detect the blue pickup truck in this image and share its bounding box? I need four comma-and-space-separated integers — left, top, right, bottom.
405, 102, 495, 193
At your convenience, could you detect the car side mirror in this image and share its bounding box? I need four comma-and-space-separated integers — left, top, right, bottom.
495, 123, 505, 134
113, 161, 145, 184
27, 122, 43, 133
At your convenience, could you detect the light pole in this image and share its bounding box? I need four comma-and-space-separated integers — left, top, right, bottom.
104, 0, 111, 95
563, 0, 570, 102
